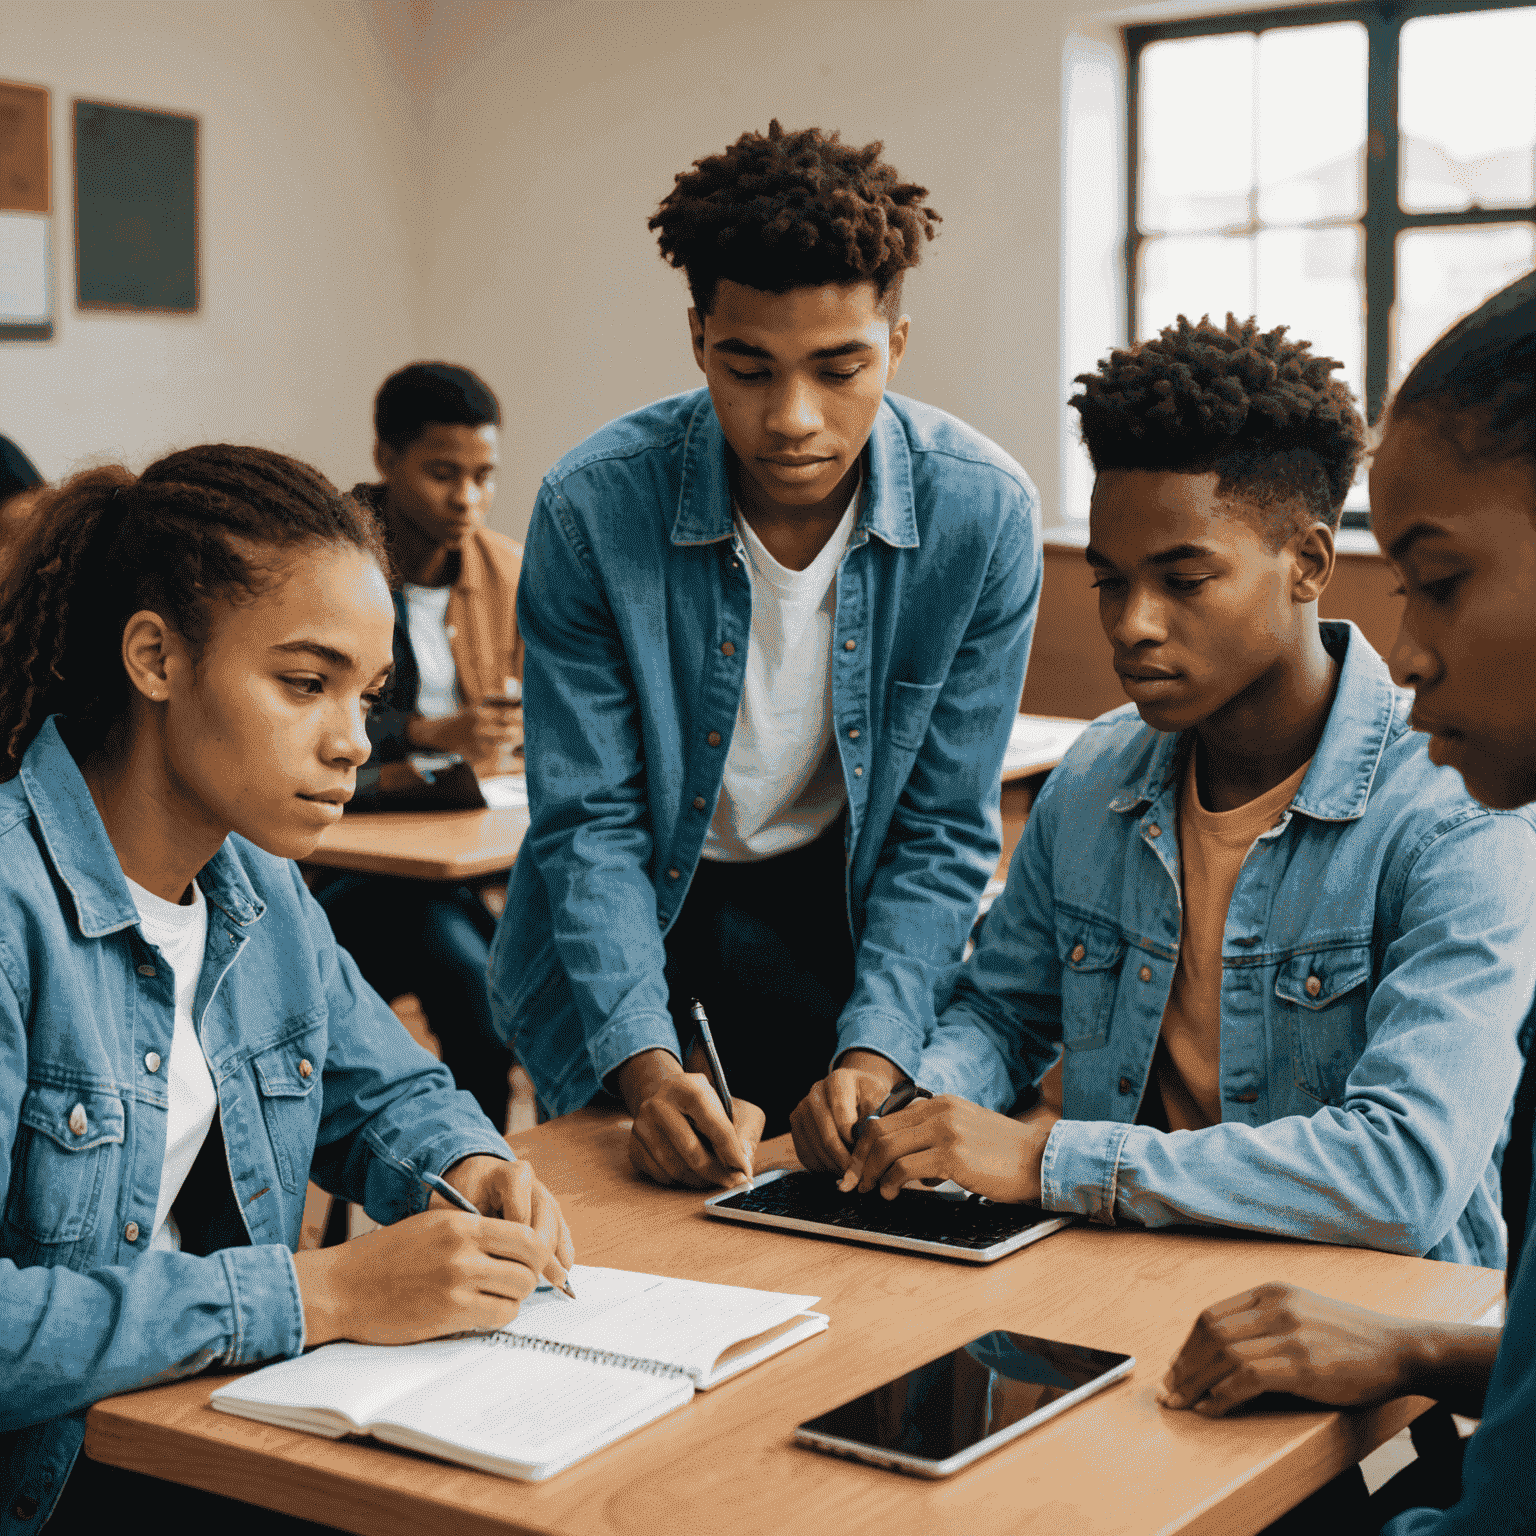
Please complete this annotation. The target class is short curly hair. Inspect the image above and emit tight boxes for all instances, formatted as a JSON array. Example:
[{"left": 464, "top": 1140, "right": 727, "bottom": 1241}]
[
  {"left": 649, "top": 120, "right": 941, "bottom": 321},
  {"left": 1070, "top": 315, "right": 1367, "bottom": 546}
]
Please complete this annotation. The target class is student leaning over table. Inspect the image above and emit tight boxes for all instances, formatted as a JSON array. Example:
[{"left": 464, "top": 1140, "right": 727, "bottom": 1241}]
[
  {"left": 0, "top": 447, "right": 572, "bottom": 1535},
  {"left": 492, "top": 122, "right": 1040, "bottom": 1185},
  {"left": 828, "top": 315, "right": 1536, "bottom": 1272},
  {"left": 1159, "top": 272, "right": 1536, "bottom": 1534}
]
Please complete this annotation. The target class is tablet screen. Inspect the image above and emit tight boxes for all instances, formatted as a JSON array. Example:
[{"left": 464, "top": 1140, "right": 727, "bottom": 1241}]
[{"left": 799, "top": 1332, "right": 1132, "bottom": 1461}]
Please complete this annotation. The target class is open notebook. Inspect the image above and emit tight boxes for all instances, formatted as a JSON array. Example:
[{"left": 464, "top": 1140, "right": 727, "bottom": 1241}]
[{"left": 211, "top": 1266, "right": 827, "bottom": 1481}]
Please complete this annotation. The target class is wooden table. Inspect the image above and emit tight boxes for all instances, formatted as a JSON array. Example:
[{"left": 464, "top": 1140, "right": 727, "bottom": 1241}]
[
  {"left": 86, "top": 1112, "right": 1503, "bottom": 1536},
  {"left": 306, "top": 807, "right": 530, "bottom": 881}
]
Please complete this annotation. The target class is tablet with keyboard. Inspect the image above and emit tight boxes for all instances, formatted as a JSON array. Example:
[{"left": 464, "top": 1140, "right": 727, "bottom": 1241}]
[{"left": 703, "top": 1169, "right": 1074, "bottom": 1263}]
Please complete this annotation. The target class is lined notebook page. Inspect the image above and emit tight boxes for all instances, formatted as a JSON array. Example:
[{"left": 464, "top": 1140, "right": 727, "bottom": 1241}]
[{"left": 508, "top": 1265, "right": 818, "bottom": 1378}]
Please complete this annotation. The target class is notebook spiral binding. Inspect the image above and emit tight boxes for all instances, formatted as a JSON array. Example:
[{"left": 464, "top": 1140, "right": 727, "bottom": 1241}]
[{"left": 488, "top": 1333, "right": 694, "bottom": 1382}]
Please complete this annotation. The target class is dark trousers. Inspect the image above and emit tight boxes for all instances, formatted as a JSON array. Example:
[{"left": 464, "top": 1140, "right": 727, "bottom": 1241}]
[
  {"left": 315, "top": 873, "right": 513, "bottom": 1132},
  {"left": 662, "top": 818, "right": 855, "bottom": 1139}
]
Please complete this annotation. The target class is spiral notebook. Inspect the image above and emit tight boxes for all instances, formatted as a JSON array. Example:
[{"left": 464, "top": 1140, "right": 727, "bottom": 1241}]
[{"left": 210, "top": 1266, "right": 827, "bottom": 1481}]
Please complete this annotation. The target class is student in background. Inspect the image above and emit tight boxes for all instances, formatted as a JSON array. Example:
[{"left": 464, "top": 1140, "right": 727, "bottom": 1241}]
[
  {"left": 830, "top": 315, "right": 1536, "bottom": 1278},
  {"left": 1158, "top": 273, "right": 1536, "bottom": 1535},
  {"left": 0, "top": 445, "right": 571, "bottom": 1533},
  {"left": 318, "top": 363, "right": 521, "bottom": 1131},
  {"left": 0, "top": 432, "right": 45, "bottom": 578},
  {"left": 494, "top": 122, "right": 1040, "bottom": 1185}
]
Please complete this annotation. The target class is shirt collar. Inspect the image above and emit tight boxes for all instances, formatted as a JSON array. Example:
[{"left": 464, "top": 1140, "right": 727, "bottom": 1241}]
[
  {"left": 1108, "top": 622, "right": 1401, "bottom": 823},
  {"left": 669, "top": 391, "right": 918, "bottom": 551},
  {"left": 20, "top": 715, "right": 266, "bottom": 939}
]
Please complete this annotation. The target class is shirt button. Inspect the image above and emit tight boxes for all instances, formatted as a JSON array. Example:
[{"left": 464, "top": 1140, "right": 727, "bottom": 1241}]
[
  {"left": 1070, "top": 943, "right": 1086, "bottom": 963},
  {"left": 12, "top": 1496, "right": 39, "bottom": 1521},
  {"left": 1117, "top": 1076, "right": 1133, "bottom": 1095},
  {"left": 853, "top": 766, "right": 863, "bottom": 778},
  {"left": 1234, "top": 1091, "right": 1259, "bottom": 1103},
  {"left": 848, "top": 728, "right": 860, "bottom": 739},
  {"left": 298, "top": 1058, "right": 314, "bottom": 1078},
  {"left": 707, "top": 731, "right": 722, "bottom": 747},
  {"left": 720, "top": 641, "right": 735, "bottom": 656},
  {"left": 124, "top": 1221, "right": 140, "bottom": 1243},
  {"left": 1147, "top": 824, "right": 1161, "bottom": 838},
  {"left": 145, "top": 1051, "right": 161, "bottom": 1073},
  {"left": 1138, "top": 965, "right": 1152, "bottom": 983},
  {"left": 843, "top": 639, "right": 857, "bottom": 652},
  {"left": 692, "top": 796, "right": 706, "bottom": 811},
  {"left": 1305, "top": 975, "right": 1322, "bottom": 997},
  {"left": 137, "top": 964, "right": 156, "bottom": 978},
  {"left": 668, "top": 868, "right": 681, "bottom": 880},
  {"left": 68, "top": 1104, "right": 88, "bottom": 1136}
]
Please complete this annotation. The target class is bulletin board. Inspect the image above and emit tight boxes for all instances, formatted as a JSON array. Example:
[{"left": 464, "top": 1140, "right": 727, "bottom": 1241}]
[
  {"left": 0, "top": 80, "right": 53, "bottom": 342},
  {"left": 73, "top": 98, "right": 198, "bottom": 312}
]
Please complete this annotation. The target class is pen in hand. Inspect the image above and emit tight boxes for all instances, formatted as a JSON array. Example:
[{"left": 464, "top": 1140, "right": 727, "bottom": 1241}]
[
  {"left": 419, "top": 1168, "right": 577, "bottom": 1300},
  {"left": 688, "top": 998, "right": 751, "bottom": 1187}
]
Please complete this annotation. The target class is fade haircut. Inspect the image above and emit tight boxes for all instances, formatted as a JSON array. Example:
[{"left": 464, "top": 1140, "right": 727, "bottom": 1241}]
[
  {"left": 1070, "top": 315, "right": 1367, "bottom": 547},
  {"left": 1389, "top": 268, "right": 1535, "bottom": 471},
  {"left": 649, "top": 120, "right": 941, "bottom": 323},
  {"left": 374, "top": 362, "right": 501, "bottom": 454}
]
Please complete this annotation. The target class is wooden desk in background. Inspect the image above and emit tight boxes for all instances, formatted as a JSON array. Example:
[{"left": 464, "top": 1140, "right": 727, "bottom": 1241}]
[
  {"left": 1022, "top": 527, "right": 1404, "bottom": 722},
  {"left": 86, "top": 1111, "right": 1502, "bottom": 1536},
  {"left": 306, "top": 807, "right": 530, "bottom": 882}
]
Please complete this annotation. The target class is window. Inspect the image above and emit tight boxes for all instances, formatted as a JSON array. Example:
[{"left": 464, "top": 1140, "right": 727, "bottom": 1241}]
[{"left": 1126, "top": 0, "right": 1536, "bottom": 519}]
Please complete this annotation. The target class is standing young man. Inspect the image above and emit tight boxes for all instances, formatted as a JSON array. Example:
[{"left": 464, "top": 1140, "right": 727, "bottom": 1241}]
[
  {"left": 828, "top": 317, "right": 1536, "bottom": 1272},
  {"left": 491, "top": 122, "right": 1041, "bottom": 1186},
  {"left": 318, "top": 363, "right": 522, "bottom": 1131}
]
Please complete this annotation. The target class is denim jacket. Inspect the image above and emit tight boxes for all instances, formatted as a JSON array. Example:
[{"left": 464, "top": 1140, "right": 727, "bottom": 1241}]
[
  {"left": 0, "top": 719, "right": 513, "bottom": 1532},
  {"left": 921, "top": 623, "right": 1536, "bottom": 1267},
  {"left": 490, "top": 388, "right": 1041, "bottom": 1116}
]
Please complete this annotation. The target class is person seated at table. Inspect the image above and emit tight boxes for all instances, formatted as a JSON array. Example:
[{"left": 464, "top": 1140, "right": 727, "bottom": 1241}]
[
  {"left": 0, "top": 444, "right": 573, "bottom": 1534},
  {"left": 317, "top": 362, "right": 522, "bottom": 1131},
  {"left": 817, "top": 313, "right": 1536, "bottom": 1276},
  {"left": 1160, "top": 271, "right": 1536, "bottom": 1534},
  {"left": 490, "top": 121, "right": 1041, "bottom": 1187}
]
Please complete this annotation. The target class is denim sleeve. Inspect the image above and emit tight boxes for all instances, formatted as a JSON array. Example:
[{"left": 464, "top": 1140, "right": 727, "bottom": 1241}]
[
  {"left": 507, "top": 482, "right": 678, "bottom": 1087},
  {"left": 918, "top": 762, "right": 1067, "bottom": 1108},
  {"left": 1382, "top": 1197, "right": 1536, "bottom": 1535},
  {"left": 1042, "top": 811, "right": 1536, "bottom": 1254},
  {"left": 0, "top": 970, "right": 306, "bottom": 1432},
  {"left": 297, "top": 867, "right": 513, "bottom": 1220},
  {"left": 836, "top": 490, "right": 1042, "bottom": 1080}
]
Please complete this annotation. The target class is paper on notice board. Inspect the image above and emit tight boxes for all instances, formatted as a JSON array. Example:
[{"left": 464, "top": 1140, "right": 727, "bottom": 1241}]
[{"left": 0, "top": 212, "right": 49, "bottom": 323}]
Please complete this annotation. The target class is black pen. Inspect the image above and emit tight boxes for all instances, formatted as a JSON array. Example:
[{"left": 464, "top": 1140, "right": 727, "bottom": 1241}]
[
  {"left": 851, "top": 1080, "right": 933, "bottom": 1146},
  {"left": 688, "top": 998, "right": 733, "bottom": 1121}
]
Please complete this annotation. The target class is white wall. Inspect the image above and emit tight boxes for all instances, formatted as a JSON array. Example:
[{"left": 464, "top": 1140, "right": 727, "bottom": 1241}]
[
  {"left": 1, "top": 0, "right": 424, "bottom": 491},
  {"left": 422, "top": 0, "right": 1095, "bottom": 540}
]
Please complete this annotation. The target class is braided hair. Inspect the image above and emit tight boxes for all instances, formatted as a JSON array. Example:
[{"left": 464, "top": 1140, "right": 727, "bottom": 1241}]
[
  {"left": 1070, "top": 315, "right": 1367, "bottom": 546},
  {"left": 649, "top": 120, "right": 941, "bottom": 321},
  {"left": 0, "top": 443, "right": 389, "bottom": 778},
  {"left": 1389, "top": 268, "right": 1535, "bottom": 469}
]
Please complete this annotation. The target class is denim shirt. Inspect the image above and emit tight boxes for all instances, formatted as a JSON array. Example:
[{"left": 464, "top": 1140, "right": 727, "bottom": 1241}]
[
  {"left": 0, "top": 719, "right": 513, "bottom": 1532},
  {"left": 921, "top": 624, "right": 1536, "bottom": 1267},
  {"left": 490, "top": 388, "right": 1041, "bottom": 1116}
]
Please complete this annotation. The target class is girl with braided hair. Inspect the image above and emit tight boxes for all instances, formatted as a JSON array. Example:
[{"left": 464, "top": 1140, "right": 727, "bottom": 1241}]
[
  {"left": 0, "top": 444, "right": 572, "bottom": 1532},
  {"left": 1160, "top": 273, "right": 1536, "bottom": 1533}
]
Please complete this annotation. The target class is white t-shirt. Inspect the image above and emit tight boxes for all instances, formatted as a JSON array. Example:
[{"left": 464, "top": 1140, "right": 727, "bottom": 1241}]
[
  {"left": 401, "top": 581, "right": 461, "bottom": 719},
  {"left": 126, "top": 876, "right": 217, "bottom": 1253},
  {"left": 702, "top": 477, "right": 861, "bottom": 863}
]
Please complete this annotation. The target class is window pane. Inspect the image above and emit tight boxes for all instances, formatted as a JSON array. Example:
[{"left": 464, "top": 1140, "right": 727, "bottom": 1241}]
[
  {"left": 1400, "top": 8, "right": 1536, "bottom": 213},
  {"left": 1393, "top": 224, "right": 1536, "bottom": 389},
  {"left": 1257, "top": 24, "right": 1366, "bottom": 225},
  {"left": 1140, "top": 34, "right": 1254, "bottom": 233},
  {"left": 1256, "top": 226, "right": 1365, "bottom": 409},
  {"left": 1138, "top": 233, "right": 1253, "bottom": 341}
]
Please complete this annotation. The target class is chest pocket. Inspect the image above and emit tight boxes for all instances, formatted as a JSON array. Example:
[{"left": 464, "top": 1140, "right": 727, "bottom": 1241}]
[
  {"left": 887, "top": 679, "right": 943, "bottom": 752},
  {"left": 1056, "top": 920, "right": 1125, "bottom": 1051},
  {"left": 1277, "top": 946, "right": 1373, "bottom": 1105},
  {"left": 252, "top": 1019, "right": 325, "bottom": 1192},
  {"left": 7, "top": 1084, "right": 125, "bottom": 1244}
]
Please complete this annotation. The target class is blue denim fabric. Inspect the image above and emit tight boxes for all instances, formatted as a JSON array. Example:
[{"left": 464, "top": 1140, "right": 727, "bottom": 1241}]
[
  {"left": 0, "top": 719, "right": 513, "bottom": 1532},
  {"left": 490, "top": 388, "right": 1041, "bottom": 1117},
  {"left": 920, "top": 623, "right": 1536, "bottom": 1267}
]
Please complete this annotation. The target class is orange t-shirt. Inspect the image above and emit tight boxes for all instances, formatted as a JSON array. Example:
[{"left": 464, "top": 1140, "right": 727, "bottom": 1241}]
[{"left": 1152, "top": 750, "right": 1312, "bottom": 1131}]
